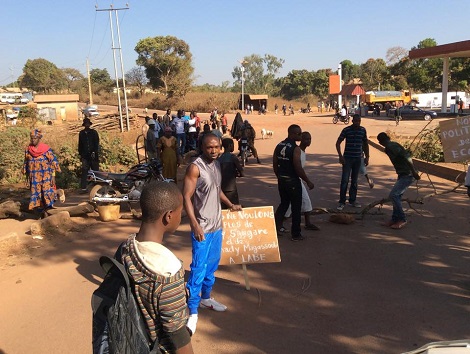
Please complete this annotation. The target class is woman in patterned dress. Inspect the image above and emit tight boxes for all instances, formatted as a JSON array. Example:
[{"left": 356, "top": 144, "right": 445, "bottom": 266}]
[{"left": 22, "top": 129, "right": 61, "bottom": 212}]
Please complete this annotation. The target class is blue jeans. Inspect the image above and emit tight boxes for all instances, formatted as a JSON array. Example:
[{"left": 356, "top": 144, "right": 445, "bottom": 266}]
[
  {"left": 186, "top": 229, "right": 222, "bottom": 315},
  {"left": 339, "top": 157, "right": 362, "bottom": 204},
  {"left": 390, "top": 175, "right": 414, "bottom": 222},
  {"left": 176, "top": 133, "right": 186, "bottom": 156}
]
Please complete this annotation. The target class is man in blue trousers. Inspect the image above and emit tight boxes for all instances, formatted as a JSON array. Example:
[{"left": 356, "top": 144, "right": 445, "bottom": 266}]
[{"left": 183, "top": 133, "right": 242, "bottom": 335}]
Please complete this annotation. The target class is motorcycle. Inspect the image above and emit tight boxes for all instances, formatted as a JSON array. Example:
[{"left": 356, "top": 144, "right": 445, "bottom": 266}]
[
  {"left": 333, "top": 113, "right": 350, "bottom": 124},
  {"left": 87, "top": 158, "right": 168, "bottom": 204},
  {"left": 239, "top": 138, "right": 252, "bottom": 167}
]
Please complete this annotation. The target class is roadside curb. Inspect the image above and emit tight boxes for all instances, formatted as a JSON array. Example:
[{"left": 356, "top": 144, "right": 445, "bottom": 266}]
[{"left": 368, "top": 139, "right": 466, "bottom": 184}]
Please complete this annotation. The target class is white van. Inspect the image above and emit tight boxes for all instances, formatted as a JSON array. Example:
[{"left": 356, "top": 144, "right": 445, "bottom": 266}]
[{"left": 1, "top": 93, "right": 23, "bottom": 104}]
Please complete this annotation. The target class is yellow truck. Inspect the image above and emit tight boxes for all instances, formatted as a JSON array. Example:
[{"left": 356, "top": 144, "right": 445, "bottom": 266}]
[{"left": 362, "top": 90, "right": 418, "bottom": 110}]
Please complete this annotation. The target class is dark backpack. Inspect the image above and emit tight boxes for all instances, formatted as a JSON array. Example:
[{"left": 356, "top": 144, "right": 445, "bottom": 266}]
[{"left": 91, "top": 255, "right": 161, "bottom": 354}]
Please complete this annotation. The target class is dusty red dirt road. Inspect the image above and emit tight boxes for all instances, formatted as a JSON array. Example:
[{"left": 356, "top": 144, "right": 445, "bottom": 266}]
[{"left": 1, "top": 111, "right": 470, "bottom": 354}]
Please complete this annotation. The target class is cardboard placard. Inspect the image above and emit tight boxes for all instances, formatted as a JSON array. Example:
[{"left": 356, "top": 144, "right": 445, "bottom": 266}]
[
  {"left": 220, "top": 206, "right": 281, "bottom": 265},
  {"left": 439, "top": 117, "right": 470, "bottom": 162}
]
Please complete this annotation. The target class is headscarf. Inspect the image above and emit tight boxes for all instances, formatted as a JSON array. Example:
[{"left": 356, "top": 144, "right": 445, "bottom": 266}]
[
  {"left": 230, "top": 112, "right": 244, "bottom": 139},
  {"left": 28, "top": 129, "right": 50, "bottom": 157},
  {"left": 30, "top": 129, "right": 43, "bottom": 139}
]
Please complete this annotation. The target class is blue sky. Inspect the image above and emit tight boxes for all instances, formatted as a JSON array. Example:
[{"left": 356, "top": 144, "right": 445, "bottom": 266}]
[{"left": 1, "top": 0, "right": 469, "bottom": 86}]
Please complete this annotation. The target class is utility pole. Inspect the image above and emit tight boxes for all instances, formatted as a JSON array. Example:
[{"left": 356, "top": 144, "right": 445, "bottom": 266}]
[
  {"left": 86, "top": 58, "right": 93, "bottom": 105},
  {"left": 338, "top": 63, "right": 342, "bottom": 110},
  {"left": 96, "top": 4, "right": 130, "bottom": 132}
]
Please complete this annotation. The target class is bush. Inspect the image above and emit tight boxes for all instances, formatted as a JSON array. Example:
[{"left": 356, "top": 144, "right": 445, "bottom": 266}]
[
  {"left": 56, "top": 144, "right": 81, "bottom": 188},
  {"left": 97, "top": 132, "right": 138, "bottom": 172},
  {"left": 401, "top": 127, "right": 444, "bottom": 163},
  {"left": 0, "top": 127, "right": 138, "bottom": 187},
  {"left": 0, "top": 127, "right": 30, "bottom": 183}
]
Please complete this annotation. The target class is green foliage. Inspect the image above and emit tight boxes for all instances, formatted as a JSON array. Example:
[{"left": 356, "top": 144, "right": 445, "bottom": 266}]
[
  {"left": 402, "top": 127, "right": 444, "bottom": 163},
  {"left": 20, "top": 58, "right": 67, "bottom": 93},
  {"left": 90, "top": 68, "right": 114, "bottom": 94},
  {"left": 56, "top": 144, "right": 81, "bottom": 188},
  {"left": 125, "top": 66, "right": 148, "bottom": 97},
  {"left": 0, "top": 128, "right": 137, "bottom": 187},
  {"left": 0, "top": 127, "right": 30, "bottom": 183},
  {"left": 359, "top": 58, "right": 390, "bottom": 91},
  {"left": 135, "top": 36, "right": 194, "bottom": 98},
  {"left": 17, "top": 106, "right": 43, "bottom": 129},
  {"left": 231, "top": 54, "right": 284, "bottom": 96},
  {"left": 98, "top": 133, "right": 138, "bottom": 171},
  {"left": 62, "top": 67, "right": 85, "bottom": 93}
]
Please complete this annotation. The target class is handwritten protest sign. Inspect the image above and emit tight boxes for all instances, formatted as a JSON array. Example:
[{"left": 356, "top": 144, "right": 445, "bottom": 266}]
[
  {"left": 439, "top": 117, "right": 470, "bottom": 162},
  {"left": 220, "top": 206, "right": 281, "bottom": 265}
]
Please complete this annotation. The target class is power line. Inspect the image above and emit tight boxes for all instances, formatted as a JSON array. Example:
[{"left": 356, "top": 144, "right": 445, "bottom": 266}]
[{"left": 96, "top": 3, "right": 130, "bottom": 132}]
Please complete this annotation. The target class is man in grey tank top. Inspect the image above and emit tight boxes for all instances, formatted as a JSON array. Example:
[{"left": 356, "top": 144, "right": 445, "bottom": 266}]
[{"left": 183, "top": 133, "right": 242, "bottom": 335}]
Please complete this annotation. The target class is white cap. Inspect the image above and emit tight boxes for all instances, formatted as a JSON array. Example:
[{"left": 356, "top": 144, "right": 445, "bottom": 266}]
[{"left": 147, "top": 119, "right": 156, "bottom": 125}]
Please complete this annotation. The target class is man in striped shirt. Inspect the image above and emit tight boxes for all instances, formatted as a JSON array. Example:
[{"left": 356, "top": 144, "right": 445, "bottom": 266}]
[
  {"left": 335, "top": 114, "right": 369, "bottom": 211},
  {"left": 119, "top": 181, "right": 194, "bottom": 353}
]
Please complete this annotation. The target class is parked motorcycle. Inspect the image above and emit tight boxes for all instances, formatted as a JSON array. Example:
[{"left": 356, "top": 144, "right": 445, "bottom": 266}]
[
  {"left": 87, "top": 158, "right": 168, "bottom": 204},
  {"left": 332, "top": 113, "right": 350, "bottom": 124},
  {"left": 239, "top": 138, "right": 252, "bottom": 167}
]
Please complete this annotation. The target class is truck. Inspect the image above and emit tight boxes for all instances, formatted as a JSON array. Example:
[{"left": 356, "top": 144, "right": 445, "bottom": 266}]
[
  {"left": 361, "top": 90, "right": 418, "bottom": 111},
  {"left": 414, "top": 91, "right": 468, "bottom": 109}
]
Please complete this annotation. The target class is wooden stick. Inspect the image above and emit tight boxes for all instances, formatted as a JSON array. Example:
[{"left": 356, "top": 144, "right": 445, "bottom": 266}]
[{"left": 242, "top": 264, "right": 251, "bottom": 291}]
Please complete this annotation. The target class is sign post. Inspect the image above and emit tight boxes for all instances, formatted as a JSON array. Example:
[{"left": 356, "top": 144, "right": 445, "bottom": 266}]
[
  {"left": 439, "top": 117, "right": 470, "bottom": 162},
  {"left": 221, "top": 206, "right": 281, "bottom": 290}
]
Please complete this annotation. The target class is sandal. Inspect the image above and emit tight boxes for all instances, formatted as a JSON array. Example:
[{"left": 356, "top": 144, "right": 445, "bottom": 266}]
[
  {"left": 305, "top": 224, "right": 320, "bottom": 231},
  {"left": 391, "top": 220, "right": 407, "bottom": 229}
]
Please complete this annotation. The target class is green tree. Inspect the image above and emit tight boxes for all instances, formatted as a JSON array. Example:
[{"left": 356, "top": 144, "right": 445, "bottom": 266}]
[
  {"left": 359, "top": 58, "right": 389, "bottom": 90},
  {"left": 90, "top": 68, "right": 114, "bottom": 93},
  {"left": 62, "top": 68, "right": 85, "bottom": 93},
  {"left": 407, "top": 38, "right": 442, "bottom": 92},
  {"left": 231, "top": 54, "right": 284, "bottom": 95},
  {"left": 135, "top": 36, "right": 194, "bottom": 98},
  {"left": 19, "top": 58, "right": 67, "bottom": 93},
  {"left": 312, "top": 69, "right": 331, "bottom": 99},
  {"left": 279, "top": 70, "right": 314, "bottom": 100},
  {"left": 340, "top": 60, "right": 361, "bottom": 85},
  {"left": 449, "top": 57, "right": 470, "bottom": 92},
  {"left": 125, "top": 66, "right": 148, "bottom": 97}
]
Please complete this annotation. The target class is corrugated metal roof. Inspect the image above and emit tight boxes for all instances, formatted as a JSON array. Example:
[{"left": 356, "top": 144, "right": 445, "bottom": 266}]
[
  {"left": 248, "top": 94, "right": 268, "bottom": 100},
  {"left": 339, "top": 84, "right": 365, "bottom": 96},
  {"left": 34, "top": 94, "right": 79, "bottom": 103}
]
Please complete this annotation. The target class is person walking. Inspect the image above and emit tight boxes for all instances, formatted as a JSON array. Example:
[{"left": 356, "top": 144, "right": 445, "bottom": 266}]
[
  {"left": 218, "top": 138, "right": 244, "bottom": 209},
  {"left": 183, "top": 133, "right": 242, "bottom": 335},
  {"left": 23, "top": 129, "right": 61, "bottom": 214},
  {"left": 116, "top": 180, "right": 194, "bottom": 352},
  {"left": 335, "top": 114, "right": 369, "bottom": 211},
  {"left": 78, "top": 117, "right": 99, "bottom": 192},
  {"left": 377, "top": 132, "right": 420, "bottom": 229},
  {"left": 284, "top": 132, "right": 319, "bottom": 230},
  {"left": 273, "top": 124, "right": 314, "bottom": 241}
]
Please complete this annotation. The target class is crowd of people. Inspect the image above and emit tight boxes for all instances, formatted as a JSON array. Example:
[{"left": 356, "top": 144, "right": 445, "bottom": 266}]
[{"left": 19, "top": 107, "right": 424, "bottom": 353}]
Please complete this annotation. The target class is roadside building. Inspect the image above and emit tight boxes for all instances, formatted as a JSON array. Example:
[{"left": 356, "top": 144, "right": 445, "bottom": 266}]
[
  {"left": 34, "top": 94, "right": 80, "bottom": 123},
  {"left": 238, "top": 94, "right": 268, "bottom": 112}
]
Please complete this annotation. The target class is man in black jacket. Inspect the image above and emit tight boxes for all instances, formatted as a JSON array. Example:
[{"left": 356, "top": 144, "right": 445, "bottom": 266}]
[{"left": 78, "top": 117, "right": 100, "bottom": 192}]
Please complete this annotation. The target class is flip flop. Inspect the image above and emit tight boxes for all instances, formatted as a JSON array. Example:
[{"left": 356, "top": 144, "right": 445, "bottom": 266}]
[
  {"left": 391, "top": 221, "right": 407, "bottom": 229},
  {"left": 305, "top": 224, "right": 320, "bottom": 231}
]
